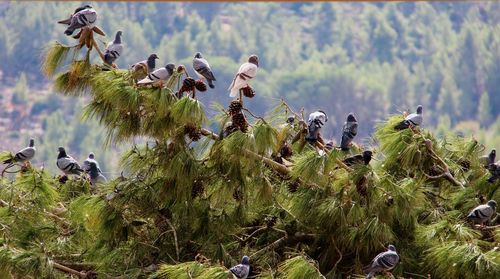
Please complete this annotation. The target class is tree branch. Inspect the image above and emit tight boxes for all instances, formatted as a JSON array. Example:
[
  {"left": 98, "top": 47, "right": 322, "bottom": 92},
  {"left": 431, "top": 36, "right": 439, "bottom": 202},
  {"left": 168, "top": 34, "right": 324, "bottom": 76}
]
[
  {"left": 423, "top": 139, "right": 464, "bottom": 188},
  {"left": 53, "top": 262, "right": 87, "bottom": 278}
]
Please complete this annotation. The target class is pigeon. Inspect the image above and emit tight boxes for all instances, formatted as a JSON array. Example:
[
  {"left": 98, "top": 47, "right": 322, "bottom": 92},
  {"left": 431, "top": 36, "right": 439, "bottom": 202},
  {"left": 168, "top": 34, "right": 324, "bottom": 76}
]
[
  {"left": 193, "top": 52, "right": 216, "bottom": 88},
  {"left": 364, "top": 245, "right": 400, "bottom": 279},
  {"left": 228, "top": 55, "right": 259, "bottom": 97},
  {"left": 82, "top": 152, "right": 101, "bottom": 173},
  {"left": 340, "top": 113, "right": 358, "bottom": 151},
  {"left": 488, "top": 163, "right": 500, "bottom": 183},
  {"left": 287, "top": 116, "right": 295, "bottom": 124},
  {"left": 343, "top": 150, "right": 373, "bottom": 167},
  {"left": 395, "top": 105, "right": 423, "bottom": 130},
  {"left": 137, "top": 64, "right": 176, "bottom": 85},
  {"left": 58, "top": 5, "right": 93, "bottom": 25},
  {"left": 88, "top": 161, "right": 107, "bottom": 187},
  {"left": 305, "top": 110, "right": 328, "bottom": 144},
  {"left": 62, "top": 6, "right": 97, "bottom": 36},
  {"left": 130, "top": 54, "right": 159, "bottom": 73},
  {"left": 479, "top": 149, "right": 496, "bottom": 168},
  {"left": 467, "top": 200, "right": 497, "bottom": 225},
  {"left": 229, "top": 256, "right": 250, "bottom": 279},
  {"left": 3, "top": 138, "right": 36, "bottom": 165},
  {"left": 104, "top": 31, "right": 123, "bottom": 67},
  {"left": 56, "top": 147, "right": 84, "bottom": 176}
]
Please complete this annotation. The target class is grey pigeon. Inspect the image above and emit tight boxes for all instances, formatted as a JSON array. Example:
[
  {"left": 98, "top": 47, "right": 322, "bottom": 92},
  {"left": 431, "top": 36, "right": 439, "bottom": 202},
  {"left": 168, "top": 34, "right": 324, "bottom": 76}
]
[
  {"left": 364, "top": 245, "right": 400, "bottom": 279},
  {"left": 193, "top": 52, "right": 216, "bottom": 88},
  {"left": 130, "top": 54, "right": 159, "bottom": 73},
  {"left": 305, "top": 110, "right": 328, "bottom": 144},
  {"left": 137, "top": 64, "right": 175, "bottom": 85},
  {"left": 340, "top": 113, "right": 358, "bottom": 151},
  {"left": 58, "top": 5, "right": 92, "bottom": 25},
  {"left": 488, "top": 163, "right": 500, "bottom": 183},
  {"left": 479, "top": 149, "right": 496, "bottom": 168},
  {"left": 3, "top": 138, "right": 36, "bottom": 165},
  {"left": 395, "top": 105, "right": 423, "bottom": 130},
  {"left": 104, "top": 31, "right": 123, "bottom": 66},
  {"left": 88, "top": 161, "right": 107, "bottom": 187},
  {"left": 228, "top": 55, "right": 259, "bottom": 97},
  {"left": 467, "top": 200, "right": 497, "bottom": 225},
  {"left": 63, "top": 6, "right": 97, "bottom": 36},
  {"left": 229, "top": 256, "right": 250, "bottom": 279},
  {"left": 82, "top": 152, "right": 101, "bottom": 173},
  {"left": 56, "top": 147, "right": 83, "bottom": 175}
]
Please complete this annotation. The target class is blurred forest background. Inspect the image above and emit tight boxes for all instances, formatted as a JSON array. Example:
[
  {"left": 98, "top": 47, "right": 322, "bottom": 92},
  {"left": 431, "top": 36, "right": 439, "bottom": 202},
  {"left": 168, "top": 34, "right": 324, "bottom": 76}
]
[{"left": 0, "top": 1, "right": 499, "bottom": 175}]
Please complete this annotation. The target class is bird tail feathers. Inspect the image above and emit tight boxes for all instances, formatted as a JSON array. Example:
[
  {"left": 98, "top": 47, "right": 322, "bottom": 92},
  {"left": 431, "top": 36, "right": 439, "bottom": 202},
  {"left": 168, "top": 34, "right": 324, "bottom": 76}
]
[
  {"left": 394, "top": 120, "right": 409, "bottom": 130},
  {"left": 3, "top": 158, "right": 13, "bottom": 164},
  {"left": 365, "top": 271, "right": 375, "bottom": 279},
  {"left": 58, "top": 18, "right": 72, "bottom": 25},
  {"left": 208, "top": 79, "right": 215, "bottom": 89}
]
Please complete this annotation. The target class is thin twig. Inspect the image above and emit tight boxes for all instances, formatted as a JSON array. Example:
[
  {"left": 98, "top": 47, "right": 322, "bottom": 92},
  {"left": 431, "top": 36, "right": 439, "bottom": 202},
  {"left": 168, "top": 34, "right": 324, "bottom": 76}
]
[
  {"left": 242, "top": 107, "right": 267, "bottom": 124},
  {"left": 160, "top": 216, "right": 180, "bottom": 261},
  {"left": 53, "top": 262, "right": 87, "bottom": 278}
]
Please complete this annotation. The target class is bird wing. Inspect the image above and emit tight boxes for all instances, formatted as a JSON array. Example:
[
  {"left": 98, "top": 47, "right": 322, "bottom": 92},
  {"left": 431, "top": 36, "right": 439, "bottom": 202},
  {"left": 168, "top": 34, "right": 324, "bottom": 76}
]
[
  {"left": 137, "top": 68, "right": 167, "bottom": 84},
  {"left": 468, "top": 204, "right": 493, "bottom": 220},
  {"left": 193, "top": 58, "right": 216, "bottom": 81},
  {"left": 229, "top": 264, "right": 249, "bottom": 278},
  {"left": 375, "top": 251, "right": 399, "bottom": 270},
  {"left": 14, "top": 147, "right": 35, "bottom": 162},
  {"left": 57, "top": 156, "right": 82, "bottom": 173},
  {"left": 406, "top": 113, "right": 422, "bottom": 126}
]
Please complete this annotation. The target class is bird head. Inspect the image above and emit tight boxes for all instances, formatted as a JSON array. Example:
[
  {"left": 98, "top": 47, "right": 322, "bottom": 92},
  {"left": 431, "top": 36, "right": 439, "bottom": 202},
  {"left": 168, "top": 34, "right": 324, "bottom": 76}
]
[
  {"left": 416, "top": 105, "right": 423, "bottom": 114},
  {"left": 194, "top": 52, "right": 202, "bottom": 59},
  {"left": 362, "top": 150, "right": 373, "bottom": 165},
  {"left": 287, "top": 116, "right": 295, "bottom": 124},
  {"left": 490, "top": 149, "right": 496, "bottom": 158},
  {"left": 165, "top": 64, "right": 176, "bottom": 73},
  {"left": 58, "top": 147, "right": 65, "bottom": 153},
  {"left": 29, "top": 138, "right": 35, "bottom": 147},
  {"left": 149, "top": 54, "right": 159, "bottom": 60},
  {"left": 89, "top": 152, "right": 95, "bottom": 159},
  {"left": 346, "top": 113, "right": 357, "bottom": 122},
  {"left": 388, "top": 244, "right": 397, "bottom": 252},
  {"left": 84, "top": 5, "right": 92, "bottom": 9},
  {"left": 58, "top": 147, "right": 67, "bottom": 158},
  {"left": 241, "top": 256, "right": 250, "bottom": 265},
  {"left": 487, "top": 200, "right": 497, "bottom": 209},
  {"left": 248, "top": 55, "right": 259, "bottom": 67}
]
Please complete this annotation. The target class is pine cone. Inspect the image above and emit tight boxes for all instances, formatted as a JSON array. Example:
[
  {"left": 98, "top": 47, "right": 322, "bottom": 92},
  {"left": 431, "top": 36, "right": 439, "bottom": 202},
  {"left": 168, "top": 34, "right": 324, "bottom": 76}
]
[
  {"left": 287, "top": 180, "right": 299, "bottom": 193},
  {"left": 59, "top": 175, "right": 69, "bottom": 184},
  {"left": 185, "top": 125, "right": 202, "bottom": 141},
  {"left": 228, "top": 100, "right": 243, "bottom": 115},
  {"left": 195, "top": 80, "right": 207, "bottom": 92},
  {"left": 179, "top": 77, "right": 196, "bottom": 95},
  {"left": 458, "top": 159, "right": 471, "bottom": 171},
  {"left": 191, "top": 180, "right": 204, "bottom": 199},
  {"left": 233, "top": 188, "right": 243, "bottom": 201},
  {"left": 241, "top": 85, "right": 255, "bottom": 98},
  {"left": 232, "top": 112, "right": 248, "bottom": 132},
  {"left": 356, "top": 176, "right": 368, "bottom": 197}
]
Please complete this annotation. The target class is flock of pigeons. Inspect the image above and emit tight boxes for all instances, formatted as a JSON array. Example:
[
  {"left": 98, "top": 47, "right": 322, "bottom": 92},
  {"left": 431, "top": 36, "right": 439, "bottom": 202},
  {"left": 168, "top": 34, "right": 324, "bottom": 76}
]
[{"left": 1, "top": 4, "right": 496, "bottom": 279}]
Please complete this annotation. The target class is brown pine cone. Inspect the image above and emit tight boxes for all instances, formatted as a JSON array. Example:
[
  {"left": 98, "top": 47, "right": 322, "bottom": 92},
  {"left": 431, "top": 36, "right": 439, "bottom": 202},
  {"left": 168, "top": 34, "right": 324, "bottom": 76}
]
[
  {"left": 241, "top": 85, "right": 255, "bottom": 98},
  {"left": 287, "top": 180, "right": 300, "bottom": 193},
  {"left": 59, "top": 175, "right": 69, "bottom": 184},
  {"left": 228, "top": 100, "right": 243, "bottom": 115},
  {"left": 191, "top": 180, "right": 204, "bottom": 199},
  {"left": 195, "top": 80, "right": 207, "bottom": 92},
  {"left": 184, "top": 125, "right": 202, "bottom": 141},
  {"left": 280, "top": 144, "right": 293, "bottom": 159},
  {"left": 179, "top": 77, "right": 196, "bottom": 96},
  {"left": 232, "top": 112, "right": 248, "bottom": 132}
]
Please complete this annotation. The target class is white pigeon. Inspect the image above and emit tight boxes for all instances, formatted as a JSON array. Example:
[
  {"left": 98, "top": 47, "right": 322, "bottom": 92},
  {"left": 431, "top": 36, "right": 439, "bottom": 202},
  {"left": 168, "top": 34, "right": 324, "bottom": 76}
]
[
  {"left": 137, "top": 64, "right": 176, "bottom": 85},
  {"left": 306, "top": 110, "right": 328, "bottom": 144},
  {"left": 3, "top": 138, "right": 36, "bottom": 165},
  {"left": 364, "top": 245, "right": 400, "bottom": 279},
  {"left": 228, "top": 55, "right": 259, "bottom": 97},
  {"left": 229, "top": 256, "right": 250, "bottom": 279},
  {"left": 56, "top": 147, "right": 83, "bottom": 176},
  {"left": 467, "top": 200, "right": 497, "bottom": 226},
  {"left": 395, "top": 105, "right": 423, "bottom": 130},
  {"left": 104, "top": 31, "right": 123, "bottom": 66}
]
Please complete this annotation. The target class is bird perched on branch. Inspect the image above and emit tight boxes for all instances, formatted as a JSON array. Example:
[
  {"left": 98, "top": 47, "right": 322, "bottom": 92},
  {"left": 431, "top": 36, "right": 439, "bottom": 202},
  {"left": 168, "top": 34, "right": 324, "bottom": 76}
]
[
  {"left": 229, "top": 55, "right": 259, "bottom": 98},
  {"left": 479, "top": 149, "right": 496, "bottom": 168},
  {"left": 104, "top": 31, "right": 123, "bottom": 67},
  {"left": 56, "top": 147, "right": 83, "bottom": 176},
  {"left": 130, "top": 54, "right": 159, "bottom": 74},
  {"left": 3, "top": 138, "right": 36, "bottom": 166},
  {"left": 88, "top": 161, "right": 107, "bottom": 187},
  {"left": 137, "top": 64, "right": 175, "bottom": 86},
  {"left": 343, "top": 150, "right": 373, "bottom": 167},
  {"left": 60, "top": 5, "right": 97, "bottom": 36},
  {"left": 82, "top": 152, "right": 101, "bottom": 173},
  {"left": 395, "top": 105, "right": 423, "bottom": 130},
  {"left": 487, "top": 163, "right": 500, "bottom": 183},
  {"left": 229, "top": 256, "right": 250, "bottom": 279},
  {"left": 467, "top": 200, "right": 497, "bottom": 226},
  {"left": 305, "top": 110, "right": 328, "bottom": 144},
  {"left": 340, "top": 113, "right": 358, "bottom": 151},
  {"left": 364, "top": 244, "right": 399, "bottom": 279},
  {"left": 193, "top": 52, "right": 216, "bottom": 89}
]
